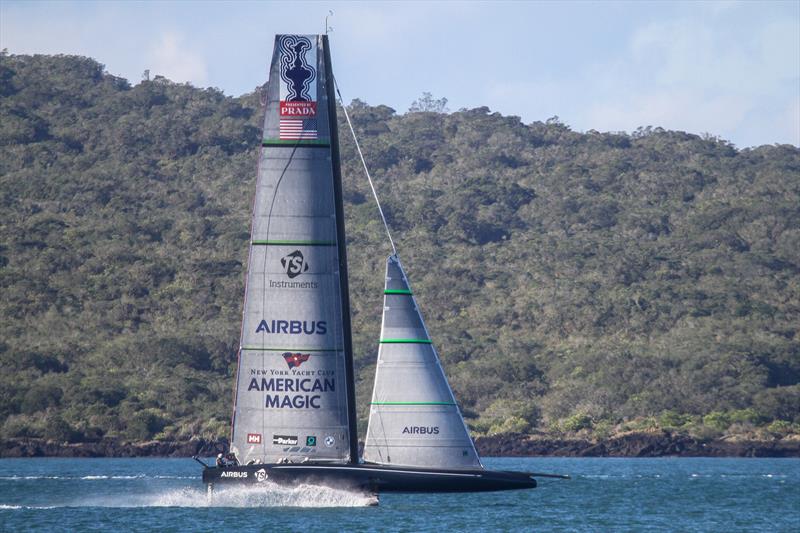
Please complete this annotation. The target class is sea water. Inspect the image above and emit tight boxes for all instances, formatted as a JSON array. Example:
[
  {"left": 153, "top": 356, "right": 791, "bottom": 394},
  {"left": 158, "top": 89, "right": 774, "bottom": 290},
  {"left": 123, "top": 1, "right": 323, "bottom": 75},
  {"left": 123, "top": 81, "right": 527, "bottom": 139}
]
[{"left": 0, "top": 457, "right": 797, "bottom": 532}]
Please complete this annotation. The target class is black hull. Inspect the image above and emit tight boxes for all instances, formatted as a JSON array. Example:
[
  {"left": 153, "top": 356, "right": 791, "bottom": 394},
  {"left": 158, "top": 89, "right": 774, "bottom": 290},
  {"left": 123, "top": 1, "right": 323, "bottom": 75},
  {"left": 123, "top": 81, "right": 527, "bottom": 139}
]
[{"left": 202, "top": 463, "right": 536, "bottom": 493}]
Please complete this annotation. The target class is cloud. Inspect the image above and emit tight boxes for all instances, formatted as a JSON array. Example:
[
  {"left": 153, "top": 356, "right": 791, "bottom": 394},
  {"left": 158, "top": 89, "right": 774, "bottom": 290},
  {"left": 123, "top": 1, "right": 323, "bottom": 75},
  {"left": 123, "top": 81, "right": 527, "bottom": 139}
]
[
  {"left": 580, "top": 11, "right": 800, "bottom": 146},
  {"left": 2, "top": 1, "right": 796, "bottom": 146},
  {"left": 486, "top": 78, "right": 581, "bottom": 123},
  {"left": 472, "top": 4, "right": 799, "bottom": 146},
  {"left": 587, "top": 90, "right": 751, "bottom": 137},
  {"left": 148, "top": 31, "right": 208, "bottom": 86}
]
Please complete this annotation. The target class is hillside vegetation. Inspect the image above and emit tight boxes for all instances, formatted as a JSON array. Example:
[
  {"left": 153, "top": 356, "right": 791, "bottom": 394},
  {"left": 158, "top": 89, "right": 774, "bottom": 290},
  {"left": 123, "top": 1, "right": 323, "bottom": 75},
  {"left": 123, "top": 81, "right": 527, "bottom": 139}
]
[{"left": 1, "top": 53, "right": 798, "bottom": 445}]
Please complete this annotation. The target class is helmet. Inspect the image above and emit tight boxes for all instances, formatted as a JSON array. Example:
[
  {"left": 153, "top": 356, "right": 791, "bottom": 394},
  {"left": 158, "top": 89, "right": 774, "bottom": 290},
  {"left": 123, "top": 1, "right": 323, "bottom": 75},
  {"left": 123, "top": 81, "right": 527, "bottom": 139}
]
[{"left": 217, "top": 453, "right": 223, "bottom": 458}]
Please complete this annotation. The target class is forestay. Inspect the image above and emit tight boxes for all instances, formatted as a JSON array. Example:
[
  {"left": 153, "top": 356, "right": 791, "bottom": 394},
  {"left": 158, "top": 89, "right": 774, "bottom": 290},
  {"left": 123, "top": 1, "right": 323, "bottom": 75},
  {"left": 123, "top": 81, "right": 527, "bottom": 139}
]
[
  {"left": 231, "top": 35, "right": 356, "bottom": 465},
  {"left": 363, "top": 256, "right": 482, "bottom": 469}
]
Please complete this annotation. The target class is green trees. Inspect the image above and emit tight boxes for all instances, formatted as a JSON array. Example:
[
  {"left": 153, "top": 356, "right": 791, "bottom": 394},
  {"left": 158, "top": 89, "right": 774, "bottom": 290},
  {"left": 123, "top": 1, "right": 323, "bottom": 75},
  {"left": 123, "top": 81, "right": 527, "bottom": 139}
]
[{"left": 1, "top": 53, "right": 798, "bottom": 444}]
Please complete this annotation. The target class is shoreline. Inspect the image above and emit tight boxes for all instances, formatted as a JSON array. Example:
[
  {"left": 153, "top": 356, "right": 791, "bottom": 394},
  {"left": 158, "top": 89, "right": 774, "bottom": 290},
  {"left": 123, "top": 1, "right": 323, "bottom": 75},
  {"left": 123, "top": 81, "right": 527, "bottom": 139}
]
[
  {"left": 1, "top": 431, "right": 798, "bottom": 458},
  {"left": 474, "top": 432, "right": 800, "bottom": 458}
]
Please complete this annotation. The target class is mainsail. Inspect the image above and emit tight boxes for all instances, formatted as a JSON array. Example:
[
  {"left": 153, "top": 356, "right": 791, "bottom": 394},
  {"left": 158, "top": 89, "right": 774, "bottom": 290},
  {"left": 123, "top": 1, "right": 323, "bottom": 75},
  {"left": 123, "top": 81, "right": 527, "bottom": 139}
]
[
  {"left": 230, "top": 35, "right": 358, "bottom": 465},
  {"left": 363, "top": 256, "right": 482, "bottom": 469}
]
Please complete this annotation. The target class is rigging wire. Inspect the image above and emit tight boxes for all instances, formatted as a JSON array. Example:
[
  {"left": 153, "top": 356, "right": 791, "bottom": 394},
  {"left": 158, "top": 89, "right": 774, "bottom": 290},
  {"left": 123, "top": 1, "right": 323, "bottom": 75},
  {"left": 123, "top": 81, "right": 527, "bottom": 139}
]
[
  {"left": 333, "top": 72, "right": 398, "bottom": 462},
  {"left": 332, "top": 75, "right": 398, "bottom": 257}
]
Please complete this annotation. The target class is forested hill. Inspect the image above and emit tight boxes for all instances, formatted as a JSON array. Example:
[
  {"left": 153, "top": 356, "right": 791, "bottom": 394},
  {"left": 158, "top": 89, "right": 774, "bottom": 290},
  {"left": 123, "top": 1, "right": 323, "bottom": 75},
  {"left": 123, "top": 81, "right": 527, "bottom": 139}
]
[{"left": 1, "top": 53, "right": 798, "bottom": 446}]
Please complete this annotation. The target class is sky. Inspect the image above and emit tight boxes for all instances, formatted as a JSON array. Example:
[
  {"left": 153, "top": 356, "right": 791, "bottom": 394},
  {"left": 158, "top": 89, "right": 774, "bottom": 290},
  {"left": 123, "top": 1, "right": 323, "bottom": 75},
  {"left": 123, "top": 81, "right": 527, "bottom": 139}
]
[{"left": 2, "top": 0, "right": 798, "bottom": 148}]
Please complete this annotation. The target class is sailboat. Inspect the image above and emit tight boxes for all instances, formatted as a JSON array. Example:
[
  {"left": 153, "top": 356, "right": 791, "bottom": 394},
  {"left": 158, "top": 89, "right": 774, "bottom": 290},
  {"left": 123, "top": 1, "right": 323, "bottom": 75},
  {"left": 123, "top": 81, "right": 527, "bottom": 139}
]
[{"left": 200, "top": 34, "right": 563, "bottom": 493}]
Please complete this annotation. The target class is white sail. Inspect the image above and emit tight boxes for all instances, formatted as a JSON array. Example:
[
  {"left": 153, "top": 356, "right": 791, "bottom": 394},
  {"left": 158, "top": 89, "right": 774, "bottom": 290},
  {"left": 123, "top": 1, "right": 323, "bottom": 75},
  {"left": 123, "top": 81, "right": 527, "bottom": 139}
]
[
  {"left": 363, "top": 256, "right": 482, "bottom": 469},
  {"left": 231, "top": 35, "right": 356, "bottom": 465}
]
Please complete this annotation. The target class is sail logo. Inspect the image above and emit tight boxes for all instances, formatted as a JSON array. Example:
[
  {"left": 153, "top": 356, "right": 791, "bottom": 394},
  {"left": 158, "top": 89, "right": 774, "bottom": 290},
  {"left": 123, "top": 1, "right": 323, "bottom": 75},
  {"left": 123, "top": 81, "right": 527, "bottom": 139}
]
[
  {"left": 402, "top": 426, "right": 440, "bottom": 435},
  {"left": 248, "top": 377, "right": 335, "bottom": 393},
  {"left": 280, "top": 35, "right": 316, "bottom": 102},
  {"left": 273, "top": 434, "right": 299, "bottom": 446},
  {"left": 269, "top": 279, "right": 318, "bottom": 289},
  {"left": 220, "top": 471, "right": 248, "bottom": 478},
  {"left": 282, "top": 352, "right": 311, "bottom": 369},
  {"left": 279, "top": 35, "right": 318, "bottom": 140},
  {"left": 255, "top": 319, "right": 327, "bottom": 335},
  {"left": 247, "top": 433, "right": 262, "bottom": 444},
  {"left": 249, "top": 377, "right": 335, "bottom": 410},
  {"left": 281, "top": 250, "right": 309, "bottom": 279}
]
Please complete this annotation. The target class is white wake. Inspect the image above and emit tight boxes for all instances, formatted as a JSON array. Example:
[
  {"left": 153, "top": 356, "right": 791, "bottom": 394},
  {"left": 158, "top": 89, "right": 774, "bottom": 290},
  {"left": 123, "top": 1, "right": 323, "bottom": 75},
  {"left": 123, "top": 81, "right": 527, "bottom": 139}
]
[{"left": 85, "top": 481, "right": 378, "bottom": 508}]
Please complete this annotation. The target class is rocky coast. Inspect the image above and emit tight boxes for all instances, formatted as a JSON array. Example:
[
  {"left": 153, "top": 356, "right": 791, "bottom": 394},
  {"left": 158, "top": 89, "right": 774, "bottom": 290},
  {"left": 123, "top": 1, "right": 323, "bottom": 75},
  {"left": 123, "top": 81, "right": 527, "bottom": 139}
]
[{"left": 2, "top": 431, "right": 798, "bottom": 458}]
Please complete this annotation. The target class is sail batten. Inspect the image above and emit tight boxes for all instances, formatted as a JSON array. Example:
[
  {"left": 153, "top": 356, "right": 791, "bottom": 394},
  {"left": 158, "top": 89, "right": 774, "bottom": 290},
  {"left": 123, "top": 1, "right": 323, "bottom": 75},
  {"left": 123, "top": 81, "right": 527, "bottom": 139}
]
[
  {"left": 251, "top": 241, "right": 337, "bottom": 246},
  {"left": 363, "top": 256, "right": 483, "bottom": 470},
  {"left": 230, "top": 34, "right": 356, "bottom": 465},
  {"left": 262, "top": 140, "right": 331, "bottom": 147},
  {"left": 371, "top": 402, "right": 456, "bottom": 406}
]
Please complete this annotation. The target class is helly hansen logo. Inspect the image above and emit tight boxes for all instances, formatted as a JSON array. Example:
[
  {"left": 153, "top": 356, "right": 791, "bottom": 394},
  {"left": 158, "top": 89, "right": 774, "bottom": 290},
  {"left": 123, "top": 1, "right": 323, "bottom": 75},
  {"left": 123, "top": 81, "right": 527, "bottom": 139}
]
[{"left": 247, "top": 433, "right": 262, "bottom": 444}]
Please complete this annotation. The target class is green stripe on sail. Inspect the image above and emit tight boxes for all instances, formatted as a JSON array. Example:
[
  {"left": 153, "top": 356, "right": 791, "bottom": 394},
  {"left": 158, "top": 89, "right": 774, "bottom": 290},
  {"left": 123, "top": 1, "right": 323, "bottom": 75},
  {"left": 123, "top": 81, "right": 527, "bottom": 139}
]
[
  {"left": 251, "top": 240, "right": 336, "bottom": 246},
  {"left": 380, "top": 339, "right": 432, "bottom": 344},
  {"left": 384, "top": 289, "right": 412, "bottom": 295},
  {"left": 241, "top": 347, "right": 342, "bottom": 352},
  {"left": 370, "top": 401, "right": 455, "bottom": 406},
  {"left": 262, "top": 139, "right": 330, "bottom": 147}
]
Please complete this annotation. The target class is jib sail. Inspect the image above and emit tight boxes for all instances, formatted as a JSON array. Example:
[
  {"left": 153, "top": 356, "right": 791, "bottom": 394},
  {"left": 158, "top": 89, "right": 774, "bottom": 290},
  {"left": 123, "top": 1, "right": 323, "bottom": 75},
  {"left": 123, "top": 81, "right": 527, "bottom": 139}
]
[
  {"left": 230, "top": 34, "right": 358, "bottom": 465},
  {"left": 363, "top": 256, "right": 482, "bottom": 469}
]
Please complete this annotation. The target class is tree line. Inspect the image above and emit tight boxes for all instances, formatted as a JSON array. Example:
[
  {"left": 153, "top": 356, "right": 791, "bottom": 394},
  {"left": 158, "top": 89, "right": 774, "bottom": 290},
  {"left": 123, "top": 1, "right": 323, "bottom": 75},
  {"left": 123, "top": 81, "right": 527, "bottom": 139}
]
[{"left": 0, "top": 53, "right": 797, "bottom": 444}]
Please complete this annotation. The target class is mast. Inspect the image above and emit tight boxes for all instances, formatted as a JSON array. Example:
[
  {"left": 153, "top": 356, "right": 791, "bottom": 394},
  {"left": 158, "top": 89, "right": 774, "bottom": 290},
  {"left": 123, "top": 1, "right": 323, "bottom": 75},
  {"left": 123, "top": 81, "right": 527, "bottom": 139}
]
[{"left": 323, "top": 35, "right": 359, "bottom": 463}]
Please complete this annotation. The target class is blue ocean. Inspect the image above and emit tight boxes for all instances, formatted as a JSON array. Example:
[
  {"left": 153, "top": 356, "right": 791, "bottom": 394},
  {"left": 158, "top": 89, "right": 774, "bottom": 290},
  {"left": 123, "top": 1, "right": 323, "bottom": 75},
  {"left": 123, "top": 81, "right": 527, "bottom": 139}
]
[{"left": 0, "top": 457, "right": 797, "bottom": 532}]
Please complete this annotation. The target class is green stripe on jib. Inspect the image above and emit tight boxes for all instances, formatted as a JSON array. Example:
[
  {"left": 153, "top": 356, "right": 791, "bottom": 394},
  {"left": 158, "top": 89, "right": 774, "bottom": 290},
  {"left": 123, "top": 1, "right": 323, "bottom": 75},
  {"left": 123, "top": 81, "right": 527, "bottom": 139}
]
[
  {"left": 384, "top": 289, "right": 412, "bottom": 295},
  {"left": 379, "top": 339, "right": 432, "bottom": 344},
  {"left": 251, "top": 240, "right": 336, "bottom": 246},
  {"left": 370, "top": 401, "right": 455, "bottom": 406}
]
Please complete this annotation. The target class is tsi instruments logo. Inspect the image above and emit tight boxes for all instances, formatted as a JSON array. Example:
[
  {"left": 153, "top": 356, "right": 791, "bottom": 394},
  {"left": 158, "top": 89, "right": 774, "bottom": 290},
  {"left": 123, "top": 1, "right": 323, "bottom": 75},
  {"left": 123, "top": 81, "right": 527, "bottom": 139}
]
[
  {"left": 270, "top": 250, "right": 318, "bottom": 289},
  {"left": 281, "top": 250, "right": 309, "bottom": 279}
]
